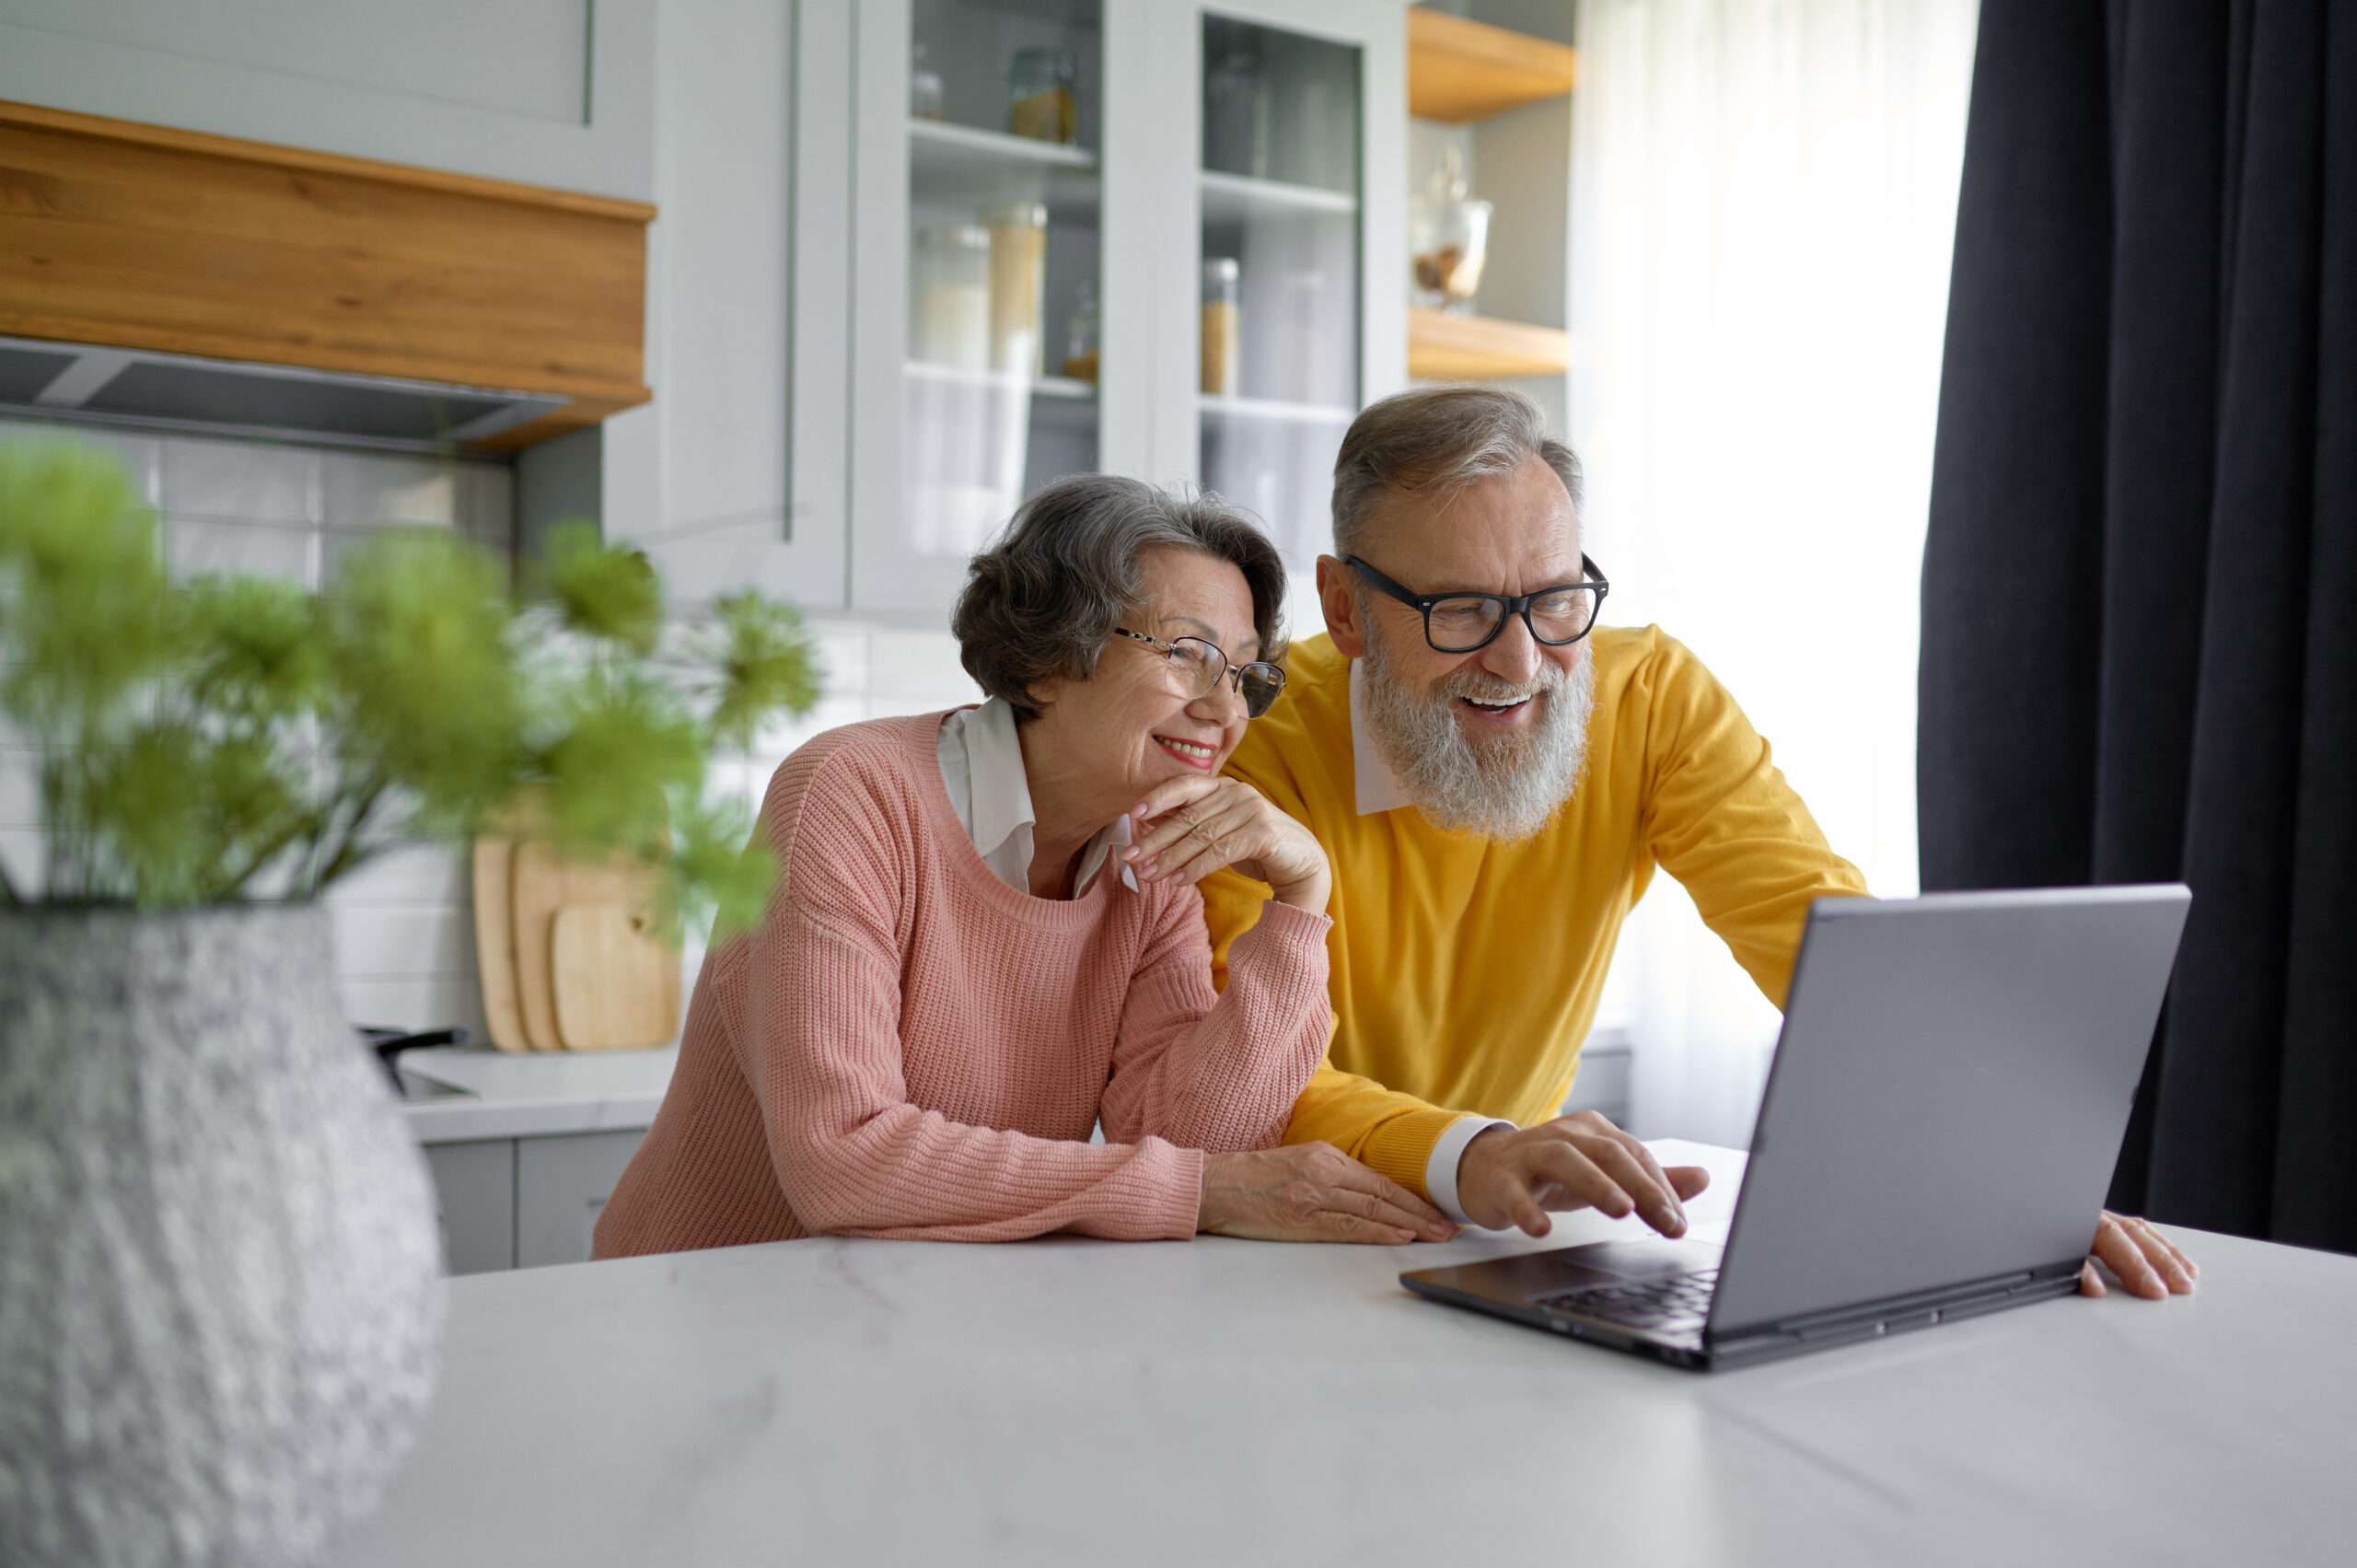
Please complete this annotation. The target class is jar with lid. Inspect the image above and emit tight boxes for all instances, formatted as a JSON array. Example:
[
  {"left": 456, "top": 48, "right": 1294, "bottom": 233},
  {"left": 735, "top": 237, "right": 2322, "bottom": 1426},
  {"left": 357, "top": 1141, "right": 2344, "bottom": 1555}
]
[
  {"left": 1202, "top": 258, "right": 1242, "bottom": 398},
  {"left": 1062, "top": 278, "right": 1100, "bottom": 384},
  {"left": 1008, "top": 47, "right": 1077, "bottom": 145},
  {"left": 910, "top": 40, "right": 944, "bottom": 120},
  {"left": 910, "top": 225, "right": 991, "bottom": 370},
  {"left": 985, "top": 203, "right": 1049, "bottom": 377}
]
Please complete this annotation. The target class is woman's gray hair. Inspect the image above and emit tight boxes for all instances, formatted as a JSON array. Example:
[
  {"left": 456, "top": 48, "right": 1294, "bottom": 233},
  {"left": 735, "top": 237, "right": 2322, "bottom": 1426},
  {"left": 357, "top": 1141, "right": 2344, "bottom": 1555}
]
[
  {"left": 1330, "top": 386, "right": 1583, "bottom": 557},
  {"left": 953, "top": 473, "right": 1287, "bottom": 721}
]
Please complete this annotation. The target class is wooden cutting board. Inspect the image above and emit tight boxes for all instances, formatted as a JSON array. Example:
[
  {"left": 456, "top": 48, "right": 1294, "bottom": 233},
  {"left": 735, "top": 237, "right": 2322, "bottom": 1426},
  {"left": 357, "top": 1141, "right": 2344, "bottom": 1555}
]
[
  {"left": 470, "top": 836, "right": 534, "bottom": 1052},
  {"left": 510, "top": 840, "right": 675, "bottom": 1051},
  {"left": 551, "top": 902, "right": 681, "bottom": 1051}
]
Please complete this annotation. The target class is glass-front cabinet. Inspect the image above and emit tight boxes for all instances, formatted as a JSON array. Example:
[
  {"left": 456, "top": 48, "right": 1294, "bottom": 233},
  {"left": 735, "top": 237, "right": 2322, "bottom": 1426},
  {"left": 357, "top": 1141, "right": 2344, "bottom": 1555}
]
[
  {"left": 826, "top": 0, "right": 1402, "bottom": 616},
  {"left": 1198, "top": 12, "right": 1365, "bottom": 589}
]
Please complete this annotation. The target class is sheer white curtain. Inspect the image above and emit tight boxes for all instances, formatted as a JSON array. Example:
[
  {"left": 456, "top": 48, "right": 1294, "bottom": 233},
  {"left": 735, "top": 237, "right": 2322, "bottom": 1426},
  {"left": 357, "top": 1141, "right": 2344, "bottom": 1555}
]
[{"left": 1569, "top": 0, "right": 1980, "bottom": 1144}]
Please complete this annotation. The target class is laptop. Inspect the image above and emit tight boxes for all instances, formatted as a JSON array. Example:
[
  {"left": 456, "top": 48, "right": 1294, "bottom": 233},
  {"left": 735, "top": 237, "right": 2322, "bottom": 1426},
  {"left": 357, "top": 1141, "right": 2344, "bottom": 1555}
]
[{"left": 1399, "top": 885, "right": 2192, "bottom": 1371}]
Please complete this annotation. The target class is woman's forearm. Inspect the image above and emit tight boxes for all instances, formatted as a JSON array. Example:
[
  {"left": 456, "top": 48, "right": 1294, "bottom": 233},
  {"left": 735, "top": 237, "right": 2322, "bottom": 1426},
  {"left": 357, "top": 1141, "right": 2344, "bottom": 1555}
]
[{"left": 1097, "top": 900, "right": 1332, "bottom": 1154}]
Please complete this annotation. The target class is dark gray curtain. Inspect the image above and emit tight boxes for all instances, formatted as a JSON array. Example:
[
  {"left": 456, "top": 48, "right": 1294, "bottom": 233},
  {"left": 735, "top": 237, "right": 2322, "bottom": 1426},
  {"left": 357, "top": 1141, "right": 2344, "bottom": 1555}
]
[{"left": 1920, "top": 0, "right": 2357, "bottom": 1249}]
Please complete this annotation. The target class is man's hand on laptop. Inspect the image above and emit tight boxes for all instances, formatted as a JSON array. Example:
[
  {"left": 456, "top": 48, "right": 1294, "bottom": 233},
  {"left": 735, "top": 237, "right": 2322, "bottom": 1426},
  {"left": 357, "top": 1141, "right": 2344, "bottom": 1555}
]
[
  {"left": 2079, "top": 1212, "right": 2198, "bottom": 1299},
  {"left": 1456, "top": 1112, "right": 1709, "bottom": 1238}
]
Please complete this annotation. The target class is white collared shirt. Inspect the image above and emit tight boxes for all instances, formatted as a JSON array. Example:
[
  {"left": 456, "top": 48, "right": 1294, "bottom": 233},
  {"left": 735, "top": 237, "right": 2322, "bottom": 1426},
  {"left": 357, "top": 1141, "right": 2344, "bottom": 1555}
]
[
  {"left": 936, "top": 697, "right": 1139, "bottom": 899},
  {"left": 1348, "top": 660, "right": 1515, "bottom": 1226}
]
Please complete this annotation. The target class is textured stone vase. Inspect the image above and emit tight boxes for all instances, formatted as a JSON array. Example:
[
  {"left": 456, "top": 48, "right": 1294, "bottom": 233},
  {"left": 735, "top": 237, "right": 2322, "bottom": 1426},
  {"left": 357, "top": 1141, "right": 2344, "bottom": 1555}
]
[{"left": 0, "top": 905, "right": 445, "bottom": 1567}]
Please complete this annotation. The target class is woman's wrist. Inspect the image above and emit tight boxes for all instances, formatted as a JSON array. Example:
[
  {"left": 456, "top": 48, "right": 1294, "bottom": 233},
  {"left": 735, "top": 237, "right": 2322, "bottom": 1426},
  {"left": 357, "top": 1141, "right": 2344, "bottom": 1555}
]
[
  {"left": 1198, "top": 1150, "right": 1234, "bottom": 1231},
  {"left": 1266, "top": 867, "right": 1330, "bottom": 912}
]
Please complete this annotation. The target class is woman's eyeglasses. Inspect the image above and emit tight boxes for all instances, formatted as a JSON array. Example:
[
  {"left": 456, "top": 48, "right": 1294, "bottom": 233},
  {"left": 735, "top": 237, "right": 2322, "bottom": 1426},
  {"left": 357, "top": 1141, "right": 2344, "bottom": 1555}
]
[
  {"left": 1111, "top": 628, "right": 1286, "bottom": 718},
  {"left": 1343, "top": 554, "right": 1609, "bottom": 654}
]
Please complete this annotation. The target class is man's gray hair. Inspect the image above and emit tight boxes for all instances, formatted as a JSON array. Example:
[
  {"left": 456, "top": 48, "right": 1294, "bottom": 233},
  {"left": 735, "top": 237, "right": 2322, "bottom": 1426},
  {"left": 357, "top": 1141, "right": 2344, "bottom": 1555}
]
[
  {"left": 1330, "top": 386, "right": 1583, "bottom": 557},
  {"left": 953, "top": 473, "right": 1286, "bottom": 721}
]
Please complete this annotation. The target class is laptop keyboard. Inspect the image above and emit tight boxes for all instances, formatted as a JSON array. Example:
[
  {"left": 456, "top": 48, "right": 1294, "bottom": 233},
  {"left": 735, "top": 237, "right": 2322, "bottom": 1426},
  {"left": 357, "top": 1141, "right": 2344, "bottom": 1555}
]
[{"left": 1536, "top": 1268, "right": 1719, "bottom": 1333}]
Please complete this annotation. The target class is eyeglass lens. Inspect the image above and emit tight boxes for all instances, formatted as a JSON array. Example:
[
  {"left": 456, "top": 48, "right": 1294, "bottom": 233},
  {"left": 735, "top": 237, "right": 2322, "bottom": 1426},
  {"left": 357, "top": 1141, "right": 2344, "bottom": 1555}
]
[
  {"left": 1166, "top": 638, "right": 1283, "bottom": 718},
  {"left": 1425, "top": 587, "right": 1600, "bottom": 653}
]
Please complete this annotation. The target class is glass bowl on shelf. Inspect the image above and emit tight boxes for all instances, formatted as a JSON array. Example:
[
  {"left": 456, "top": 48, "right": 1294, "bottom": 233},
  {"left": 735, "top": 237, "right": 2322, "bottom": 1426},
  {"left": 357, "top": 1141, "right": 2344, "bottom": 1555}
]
[{"left": 1410, "top": 146, "right": 1491, "bottom": 313}]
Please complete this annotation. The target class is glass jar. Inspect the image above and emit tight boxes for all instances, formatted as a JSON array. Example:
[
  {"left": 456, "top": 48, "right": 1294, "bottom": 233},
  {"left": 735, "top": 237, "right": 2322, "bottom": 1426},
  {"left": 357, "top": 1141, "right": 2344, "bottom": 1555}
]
[
  {"left": 1062, "top": 278, "right": 1100, "bottom": 384},
  {"left": 910, "top": 41, "right": 944, "bottom": 121},
  {"left": 1203, "top": 50, "right": 1270, "bottom": 180},
  {"left": 1008, "top": 47, "right": 1078, "bottom": 145},
  {"left": 1202, "top": 257, "right": 1242, "bottom": 398},
  {"left": 985, "top": 203, "right": 1049, "bottom": 377},
  {"left": 910, "top": 225, "right": 991, "bottom": 370},
  {"left": 1410, "top": 146, "right": 1492, "bottom": 312}
]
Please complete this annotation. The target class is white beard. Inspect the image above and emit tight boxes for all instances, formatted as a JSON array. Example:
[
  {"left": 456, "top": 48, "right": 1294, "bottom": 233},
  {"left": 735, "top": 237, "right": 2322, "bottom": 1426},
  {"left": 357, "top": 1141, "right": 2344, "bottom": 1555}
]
[{"left": 1357, "top": 623, "right": 1595, "bottom": 842}]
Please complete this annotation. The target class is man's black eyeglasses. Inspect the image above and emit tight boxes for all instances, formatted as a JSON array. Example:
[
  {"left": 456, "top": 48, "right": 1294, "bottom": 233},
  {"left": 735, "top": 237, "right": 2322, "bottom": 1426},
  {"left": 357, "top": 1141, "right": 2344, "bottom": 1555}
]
[{"left": 1342, "top": 555, "right": 1610, "bottom": 655}]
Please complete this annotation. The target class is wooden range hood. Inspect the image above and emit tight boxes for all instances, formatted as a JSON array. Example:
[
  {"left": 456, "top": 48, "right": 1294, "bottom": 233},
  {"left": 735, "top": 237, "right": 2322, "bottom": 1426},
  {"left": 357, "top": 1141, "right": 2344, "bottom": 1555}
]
[{"left": 0, "top": 100, "right": 652, "bottom": 452}]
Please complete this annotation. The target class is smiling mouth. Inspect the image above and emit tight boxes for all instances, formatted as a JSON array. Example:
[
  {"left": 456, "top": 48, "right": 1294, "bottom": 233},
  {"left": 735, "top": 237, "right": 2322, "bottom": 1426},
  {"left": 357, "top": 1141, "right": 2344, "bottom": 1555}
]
[
  {"left": 1154, "top": 734, "right": 1219, "bottom": 768},
  {"left": 1458, "top": 694, "right": 1533, "bottom": 720}
]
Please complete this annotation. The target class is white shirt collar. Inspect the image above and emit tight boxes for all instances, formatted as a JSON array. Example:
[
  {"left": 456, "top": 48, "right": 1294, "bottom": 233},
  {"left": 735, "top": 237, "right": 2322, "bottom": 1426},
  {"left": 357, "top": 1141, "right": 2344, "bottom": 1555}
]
[
  {"left": 1348, "top": 658, "right": 1414, "bottom": 816},
  {"left": 937, "top": 697, "right": 1139, "bottom": 896}
]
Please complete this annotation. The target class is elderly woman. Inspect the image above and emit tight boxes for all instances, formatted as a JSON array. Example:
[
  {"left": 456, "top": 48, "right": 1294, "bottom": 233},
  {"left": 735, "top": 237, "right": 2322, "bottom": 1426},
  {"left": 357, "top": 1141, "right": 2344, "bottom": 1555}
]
[{"left": 594, "top": 477, "right": 1453, "bottom": 1252}]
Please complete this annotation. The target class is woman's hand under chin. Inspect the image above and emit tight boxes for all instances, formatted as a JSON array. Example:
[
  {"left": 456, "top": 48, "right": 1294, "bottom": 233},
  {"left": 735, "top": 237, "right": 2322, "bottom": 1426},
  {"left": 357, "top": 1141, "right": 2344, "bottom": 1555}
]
[{"left": 1123, "top": 774, "right": 1333, "bottom": 912}]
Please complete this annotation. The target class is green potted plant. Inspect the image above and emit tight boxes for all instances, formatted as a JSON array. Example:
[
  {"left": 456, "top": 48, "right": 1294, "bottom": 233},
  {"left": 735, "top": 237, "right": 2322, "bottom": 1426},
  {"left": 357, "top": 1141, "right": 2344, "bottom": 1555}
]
[{"left": 0, "top": 436, "right": 819, "bottom": 1568}]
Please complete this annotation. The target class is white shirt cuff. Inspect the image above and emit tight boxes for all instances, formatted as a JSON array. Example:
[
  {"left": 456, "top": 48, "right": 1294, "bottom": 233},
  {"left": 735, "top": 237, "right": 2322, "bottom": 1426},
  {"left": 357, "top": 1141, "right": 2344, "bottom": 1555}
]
[{"left": 1424, "top": 1116, "right": 1517, "bottom": 1227}]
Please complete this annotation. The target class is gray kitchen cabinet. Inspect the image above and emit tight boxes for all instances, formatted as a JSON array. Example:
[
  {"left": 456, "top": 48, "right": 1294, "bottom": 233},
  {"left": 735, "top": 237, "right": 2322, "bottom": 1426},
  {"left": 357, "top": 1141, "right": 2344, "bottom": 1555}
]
[
  {"left": 423, "top": 1139, "right": 521, "bottom": 1278},
  {"left": 516, "top": 1130, "right": 647, "bottom": 1270},
  {"left": 0, "top": 0, "right": 655, "bottom": 201},
  {"left": 420, "top": 1128, "right": 647, "bottom": 1275}
]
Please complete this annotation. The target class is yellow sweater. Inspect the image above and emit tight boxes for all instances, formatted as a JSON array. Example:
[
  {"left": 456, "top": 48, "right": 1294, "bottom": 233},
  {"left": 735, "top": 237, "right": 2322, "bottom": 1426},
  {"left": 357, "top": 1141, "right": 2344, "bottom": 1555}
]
[{"left": 1202, "top": 626, "right": 1868, "bottom": 1200}]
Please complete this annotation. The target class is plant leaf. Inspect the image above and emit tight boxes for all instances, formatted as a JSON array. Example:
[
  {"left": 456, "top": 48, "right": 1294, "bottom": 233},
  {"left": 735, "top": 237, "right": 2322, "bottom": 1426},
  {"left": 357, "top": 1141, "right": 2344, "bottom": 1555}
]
[{"left": 539, "top": 521, "right": 662, "bottom": 654}]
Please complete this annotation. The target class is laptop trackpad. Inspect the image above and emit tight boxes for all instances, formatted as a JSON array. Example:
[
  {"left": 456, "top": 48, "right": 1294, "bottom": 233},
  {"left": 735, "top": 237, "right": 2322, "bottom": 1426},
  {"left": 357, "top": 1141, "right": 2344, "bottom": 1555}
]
[{"left": 1432, "top": 1238, "right": 1721, "bottom": 1306}]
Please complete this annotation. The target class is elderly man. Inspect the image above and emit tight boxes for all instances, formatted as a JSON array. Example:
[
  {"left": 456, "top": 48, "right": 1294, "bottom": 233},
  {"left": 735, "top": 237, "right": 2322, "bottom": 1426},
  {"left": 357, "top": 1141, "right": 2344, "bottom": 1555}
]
[{"left": 1191, "top": 386, "right": 2196, "bottom": 1299}]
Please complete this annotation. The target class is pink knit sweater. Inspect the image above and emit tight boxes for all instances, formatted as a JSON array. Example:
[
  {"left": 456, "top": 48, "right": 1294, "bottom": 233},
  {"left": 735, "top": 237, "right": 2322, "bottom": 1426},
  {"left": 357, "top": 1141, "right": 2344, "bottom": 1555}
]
[{"left": 591, "top": 713, "right": 1334, "bottom": 1254}]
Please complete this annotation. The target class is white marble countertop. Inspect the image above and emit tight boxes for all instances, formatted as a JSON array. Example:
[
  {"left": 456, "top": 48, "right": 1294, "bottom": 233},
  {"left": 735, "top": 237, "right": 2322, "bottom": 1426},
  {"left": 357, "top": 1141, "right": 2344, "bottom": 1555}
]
[
  {"left": 340, "top": 1140, "right": 2357, "bottom": 1566},
  {"left": 393, "top": 1045, "right": 675, "bottom": 1144}
]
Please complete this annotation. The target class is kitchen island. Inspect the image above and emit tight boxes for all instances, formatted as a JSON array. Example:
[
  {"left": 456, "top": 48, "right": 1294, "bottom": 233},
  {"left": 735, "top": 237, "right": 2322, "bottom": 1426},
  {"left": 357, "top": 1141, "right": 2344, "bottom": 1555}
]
[
  {"left": 395, "top": 1046, "right": 675, "bottom": 1273},
  {"left": 339, "top": 1140, "right": 2356, "bottom": 1565}
]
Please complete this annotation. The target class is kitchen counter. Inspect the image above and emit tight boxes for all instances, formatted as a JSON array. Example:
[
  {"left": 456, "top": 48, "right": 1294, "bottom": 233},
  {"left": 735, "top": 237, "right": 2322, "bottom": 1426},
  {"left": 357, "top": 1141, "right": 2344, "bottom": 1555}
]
[
  {"left": 393, "top": 1045, "right": 676, "bottom": 1144},
  {"left": 340, "top": 1140, "right": 2357, "bottom": 1566}
]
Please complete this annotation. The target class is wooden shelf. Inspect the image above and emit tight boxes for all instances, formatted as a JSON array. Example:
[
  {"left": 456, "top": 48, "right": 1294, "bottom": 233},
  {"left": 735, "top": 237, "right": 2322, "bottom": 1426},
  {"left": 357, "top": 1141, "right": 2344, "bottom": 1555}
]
[
  {"left": 0, "top": 99, "right": 653, "bottom": 450},
  {"left": 1407, "top": 9, "right": 1578, "bottom": 124},
  {"left": 1407, "top": 308, "right": 1569, "bottom": 380}
]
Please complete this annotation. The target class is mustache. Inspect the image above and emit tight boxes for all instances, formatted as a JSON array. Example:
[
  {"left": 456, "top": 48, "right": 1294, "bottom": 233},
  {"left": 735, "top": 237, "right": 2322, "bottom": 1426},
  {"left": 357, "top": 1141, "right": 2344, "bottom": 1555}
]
[{"left": 1434, "top": 663, "right": 1566, "bottom": 706}]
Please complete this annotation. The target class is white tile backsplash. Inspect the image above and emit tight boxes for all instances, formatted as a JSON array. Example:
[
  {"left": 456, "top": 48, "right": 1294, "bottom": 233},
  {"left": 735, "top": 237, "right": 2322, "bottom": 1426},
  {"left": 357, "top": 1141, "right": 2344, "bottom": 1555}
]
[
  {"left": 324, "top": 451, "right": 467, "bottom": 529},
  {"left": 0, "top": 828, "right": 43, "bottom": 900},
  {"left": 1, "top": 423, "right": 163, "bottom": 506},
  {"left": 0, "top": 748, "right": 39, "bottom": 829},
  {"left": 327, "top": 842, "right": 474, "bottom": 907},
  {"left": 331, "top": 903, "right": 473, "bottom": 979},
  {"left": 162, "top": 439, "right": 319, "bottom": 524},
  {"left": 167, "top": 516, "right": 318, "bottom": 587}
]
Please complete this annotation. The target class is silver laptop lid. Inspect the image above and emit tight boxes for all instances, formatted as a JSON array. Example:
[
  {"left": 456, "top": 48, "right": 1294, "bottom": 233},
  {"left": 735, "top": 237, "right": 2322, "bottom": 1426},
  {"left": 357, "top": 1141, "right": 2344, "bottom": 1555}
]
[{"left": 1707, "top": 885, "right": 2191, "bottom": 1337}]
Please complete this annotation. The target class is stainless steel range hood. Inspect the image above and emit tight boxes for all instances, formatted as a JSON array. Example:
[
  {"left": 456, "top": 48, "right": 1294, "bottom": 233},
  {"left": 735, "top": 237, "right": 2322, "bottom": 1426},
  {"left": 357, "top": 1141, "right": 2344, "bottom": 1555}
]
[{"left": 0, "top": 334, "right": 571, "bottom": 454}]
